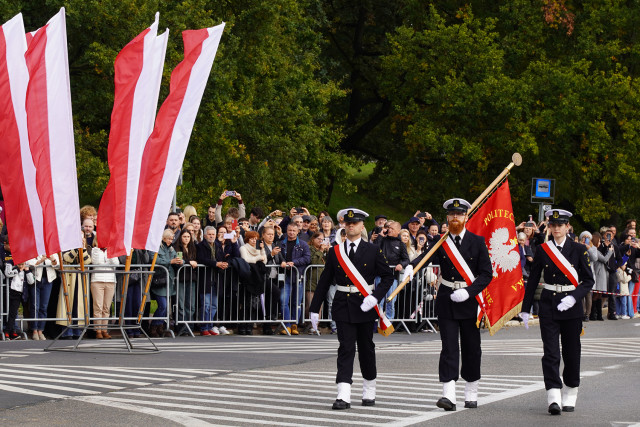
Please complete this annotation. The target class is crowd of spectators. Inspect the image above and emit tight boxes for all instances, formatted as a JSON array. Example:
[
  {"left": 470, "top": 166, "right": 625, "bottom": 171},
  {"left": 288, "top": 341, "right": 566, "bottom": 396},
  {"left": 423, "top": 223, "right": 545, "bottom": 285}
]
[{"left": 3, "top": 189, "right": 637, "bottom": 340}]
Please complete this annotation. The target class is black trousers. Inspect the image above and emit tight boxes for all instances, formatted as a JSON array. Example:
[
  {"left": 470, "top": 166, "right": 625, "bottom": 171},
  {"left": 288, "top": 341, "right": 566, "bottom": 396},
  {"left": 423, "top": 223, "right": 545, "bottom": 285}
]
[
  {"left": 539, "top": 316, "right": 582, "bottom": 389},
  {"left": 335, "top": 320, "right": 377, "bottom": 384},
  {"left": 438, "top": 317, "right": 481, "bottom": 383}
]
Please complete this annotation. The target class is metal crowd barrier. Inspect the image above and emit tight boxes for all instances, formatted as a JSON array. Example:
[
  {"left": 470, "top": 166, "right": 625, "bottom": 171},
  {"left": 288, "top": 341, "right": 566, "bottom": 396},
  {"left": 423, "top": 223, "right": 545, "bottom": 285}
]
[
  {"left": 300, "top": 264, "right": 439, "bottom": 335},
  {"left": 0, "top": 263, "right": 171, "bottom": 343},
  {"left": 174, "top": 263, "right": 302, "bottom": 336},
  {"left": 1, "top": 271, "right": 6, "bottom": 340}
]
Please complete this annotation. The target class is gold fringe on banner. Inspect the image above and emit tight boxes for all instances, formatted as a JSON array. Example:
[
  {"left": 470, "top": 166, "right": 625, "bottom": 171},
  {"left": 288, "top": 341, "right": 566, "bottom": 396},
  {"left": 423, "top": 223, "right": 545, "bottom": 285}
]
[{"left": 486, "top": 302, "right": 523, "bottom": 336}]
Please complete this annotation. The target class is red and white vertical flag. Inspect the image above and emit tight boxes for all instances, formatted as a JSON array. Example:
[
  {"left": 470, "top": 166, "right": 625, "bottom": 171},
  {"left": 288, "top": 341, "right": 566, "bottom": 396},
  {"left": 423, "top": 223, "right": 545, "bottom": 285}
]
[
  {"left": 466, "top": 180, "right": 524, "bottom": 335},
  {"left": 24, "top": 7, "right": 81, "bottom": 255},
  {"left": 0, "top": 13, "right": 46, "bottom": 263},
  {"left": 97, "top": 13, "right": 168, "bottom": 256},
  {"left": 132, "top": 23, "right": 225, "bottom": 251}
]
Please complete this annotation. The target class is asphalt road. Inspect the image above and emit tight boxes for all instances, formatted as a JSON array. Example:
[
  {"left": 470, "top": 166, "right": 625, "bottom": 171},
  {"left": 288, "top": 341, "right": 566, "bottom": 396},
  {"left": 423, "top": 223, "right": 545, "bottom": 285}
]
[{"left": 1, "top": 318, "right": 639, "bottom": 426}]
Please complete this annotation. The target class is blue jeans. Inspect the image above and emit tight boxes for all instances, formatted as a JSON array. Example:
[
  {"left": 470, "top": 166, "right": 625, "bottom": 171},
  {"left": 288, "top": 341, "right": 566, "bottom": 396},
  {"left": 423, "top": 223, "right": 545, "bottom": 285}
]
[
  {"left": 616, "top": 295, "right": 628, "bottom": 316},
  {"left": 29, "top": 277, "right": 52, "bottom": 330},
  {"left": 375, "top": 276, "right": 399, "bottom": 320},
  {"left": 627, "top": 282, "right": 636, "bottom": 316},
  {"left": 280, "top": 273, "right": 302, "bottom": 327},
  {"left": 151, "top": 295, "right": 167, "bottom": 326},
  {"left": 200, "top": 291, "right": 218, "bottom": 331}
]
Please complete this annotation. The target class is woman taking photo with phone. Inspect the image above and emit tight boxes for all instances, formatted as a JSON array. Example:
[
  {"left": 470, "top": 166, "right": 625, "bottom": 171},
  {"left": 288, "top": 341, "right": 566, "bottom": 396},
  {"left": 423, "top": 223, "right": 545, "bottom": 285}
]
[{"left": 173, "top": 229, "right": 199, "bottom": 335}]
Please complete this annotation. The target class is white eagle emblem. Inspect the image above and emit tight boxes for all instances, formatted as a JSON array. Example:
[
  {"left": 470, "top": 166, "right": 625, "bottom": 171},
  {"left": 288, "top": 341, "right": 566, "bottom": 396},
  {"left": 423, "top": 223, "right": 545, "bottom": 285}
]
[{"left": 488, "top": 227, "right": 520, "bottom": 277}]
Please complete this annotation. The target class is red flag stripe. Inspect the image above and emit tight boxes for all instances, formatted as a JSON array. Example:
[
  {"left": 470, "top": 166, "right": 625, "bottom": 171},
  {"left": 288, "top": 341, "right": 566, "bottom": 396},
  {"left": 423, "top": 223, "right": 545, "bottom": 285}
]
[
  {"left": 132, "top": 24, "right": 225, "bottom": 251},
  {"left": 24, "top": 8, "right": 81, "bottom": 255},
  {"left": 441, "top": 238, "right": 475, "bottom": 285},
  {"left": 0, "top": 14, "right": 45, "bottom": 263},
  {"left": 97, "top": 23, "right": 153, "bottom": 254}
]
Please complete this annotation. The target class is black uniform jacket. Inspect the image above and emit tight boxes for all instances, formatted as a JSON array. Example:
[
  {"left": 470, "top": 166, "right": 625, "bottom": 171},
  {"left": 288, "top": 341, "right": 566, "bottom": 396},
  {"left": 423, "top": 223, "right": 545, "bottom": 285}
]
[
  {"left": 522, "top": 239, "right": 594, "bottom": 320},
  {"left": 411, "top": 230, "right": 493, "bottom": 320},
  {"left": 309, "top": 241, "right": 394, "bottom": 323}
]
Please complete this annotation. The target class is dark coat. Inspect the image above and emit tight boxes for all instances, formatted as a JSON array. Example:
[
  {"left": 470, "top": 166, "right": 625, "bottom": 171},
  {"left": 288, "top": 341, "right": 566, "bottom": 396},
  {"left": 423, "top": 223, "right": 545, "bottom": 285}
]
[
  {"left": 309, "top": 241, "right": 394, "bottom": 323},
  {"left": 376, "top": 235, "right": 410, "bottom": 269},
  {"left": 196, "top": 240, "right": 219, "bottom": 294},
  {"left": 522, "top": 239, "right": 595, "bottom": 320},
  {"left": 411, "top": 230, "right": 493, "bottom": 320},
  {"left": 279, "top": 237, "right": 311, "bottom": 277}
]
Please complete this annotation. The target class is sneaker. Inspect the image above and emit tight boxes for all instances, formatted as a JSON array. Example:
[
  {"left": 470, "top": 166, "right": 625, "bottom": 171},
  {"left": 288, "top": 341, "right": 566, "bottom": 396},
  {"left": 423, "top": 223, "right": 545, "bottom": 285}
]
[
  {"left": 211, "top": 326, "right": 220, "bottom": 335},
  {"left": 201, "top": 330, "right": 211, "bottom": 336},
  {"left": 10, "top": 333, "right": 21, "bottom": 340},
  {"left": 38, "top": 331, "right": 46, "bottom": 340},
  {"left": 32, "top": 332, "right": 40, "bottom": 341},
  {"left": 308, "top": 329, "right": 319, "bottom": 335},
  {"left": 330, "top": 328, "right": 337, "bottom": 335},
  {"left": 621, "top": 315, "right": 631, "bottom": 319},
  {"left": 218, "top": 326, "right": 231, "bottom": 335},
  {"left": 4, "top": 332, "right": 8, "bottom": 339},
  {"left": 633, "top": 313, "right": 640, "bottom": 318}
]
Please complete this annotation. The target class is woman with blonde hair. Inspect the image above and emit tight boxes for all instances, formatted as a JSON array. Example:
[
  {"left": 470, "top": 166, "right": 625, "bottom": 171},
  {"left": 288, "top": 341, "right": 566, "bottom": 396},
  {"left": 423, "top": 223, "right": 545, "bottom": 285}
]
[{"left": 183, "top": 205, "right": 198, "bottom": 224}]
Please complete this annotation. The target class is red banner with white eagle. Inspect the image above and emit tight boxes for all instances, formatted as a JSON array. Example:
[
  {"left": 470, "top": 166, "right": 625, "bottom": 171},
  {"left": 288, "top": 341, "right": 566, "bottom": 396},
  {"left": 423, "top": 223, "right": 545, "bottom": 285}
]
[{"left": 466, "top": 180, "right": 524, "bottom": 335}]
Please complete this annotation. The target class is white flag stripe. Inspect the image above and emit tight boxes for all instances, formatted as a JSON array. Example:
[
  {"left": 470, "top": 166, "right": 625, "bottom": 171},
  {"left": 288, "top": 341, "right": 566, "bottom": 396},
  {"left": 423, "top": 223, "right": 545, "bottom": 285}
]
[
  {"left": 144, "top": 24, "right": 224, "bottom": 250},
  {"left": 43, "top": 8, "right": 81, "bottom": 251}
]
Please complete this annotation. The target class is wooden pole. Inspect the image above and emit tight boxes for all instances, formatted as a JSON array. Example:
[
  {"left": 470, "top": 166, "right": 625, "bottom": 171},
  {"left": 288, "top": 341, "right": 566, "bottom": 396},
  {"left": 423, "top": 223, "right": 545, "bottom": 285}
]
[
  {"left": 386, "top": 153, "right": 523, "bottom": 302},
  {"left": 118, "top": 251, "right": 133, "bottom": 327},
  {"left": 58, "top": 252, "right": 72, "bottom": 323},
  {"left": 78, "top": 247, "right": 90, "bottom": 326},
  {"left": 137, "top": 252, "right": 158, "bottom": 323}
]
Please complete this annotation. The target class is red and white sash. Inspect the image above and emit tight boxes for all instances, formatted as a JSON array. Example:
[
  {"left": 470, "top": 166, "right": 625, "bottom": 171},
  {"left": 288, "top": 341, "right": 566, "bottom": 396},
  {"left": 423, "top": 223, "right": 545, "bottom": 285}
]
[
  {"left": 334, "top": 242, "right": 393, "bottom": 334},
  {"left": 441, "top": 236, "right": 476, "bottom": 285},
  {"left": 540, "top": 241, "right": 579, "bottom": 287}
]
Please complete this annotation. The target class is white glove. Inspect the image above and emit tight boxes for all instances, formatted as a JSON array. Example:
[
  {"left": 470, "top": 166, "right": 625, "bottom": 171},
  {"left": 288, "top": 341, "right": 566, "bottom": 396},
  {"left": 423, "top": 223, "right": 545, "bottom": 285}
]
[
  {"left": 557, "top": 295, "right": 576, "bottom": 312},
  {"left": 450, "top": 288, "right": 469, "bottom": 302},
  {"left": 310, "top": 312, "right": 319, "bottom": 331},
  {"left": 519, "top": 312, "right": 530, "bottom": 330},
  {"left": 360, "top": 295, "right": 378, "bottom": 312},
  {"left": 402, "top": 268, "right": 414, "bottom": 282}
]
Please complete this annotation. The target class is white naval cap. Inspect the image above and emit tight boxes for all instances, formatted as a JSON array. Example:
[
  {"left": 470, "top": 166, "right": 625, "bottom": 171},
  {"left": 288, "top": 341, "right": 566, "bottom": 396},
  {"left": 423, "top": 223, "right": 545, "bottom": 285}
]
[
  {"left": 545, "top": 209, "right": 572, "bottom": 224},
  {"left": 443, "top": 198, "right": 471, "bottom": 212},
  {"left": 337, "top": 208, "right": 369, "bottom": 223}
]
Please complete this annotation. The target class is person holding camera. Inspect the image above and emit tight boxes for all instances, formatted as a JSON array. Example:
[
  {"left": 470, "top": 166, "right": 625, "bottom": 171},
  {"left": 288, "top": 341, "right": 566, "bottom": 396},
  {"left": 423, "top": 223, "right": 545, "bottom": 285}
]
[
  {"left": 599, "top": 227, "right": 622, "bottom": 320},
  {"left": 375, "top": 221, "right": 410, "bottom": 322},
  {"left": 214, "top": 190, "right": 246, "bottom": 226},
  {"left": 368, "top": 215, "right": 387, "bottom": 242}
]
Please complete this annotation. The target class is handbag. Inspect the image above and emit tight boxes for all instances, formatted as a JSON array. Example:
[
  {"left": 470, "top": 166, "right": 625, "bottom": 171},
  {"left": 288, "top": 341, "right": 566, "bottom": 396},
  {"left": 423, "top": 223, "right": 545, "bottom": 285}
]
[{"left": 151, "top": 270, "right": 167, "bottom": 288}]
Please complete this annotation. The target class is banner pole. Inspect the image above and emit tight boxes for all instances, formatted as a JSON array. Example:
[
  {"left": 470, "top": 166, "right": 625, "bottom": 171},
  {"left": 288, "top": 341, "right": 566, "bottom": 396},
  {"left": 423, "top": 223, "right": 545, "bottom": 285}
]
[
  {"left": 387, "top": 153, "right": 523, "bottom": 302},
  {"left": 79, "top": 247, "right": 90, "bottom": 327},
  {"left": 58, "top": 251, "right": 72, "bottom": 323},
  {"left": 118, "top": 250, "right": 134, "bottom": 327},
  {"left": 137, "top": 252, "right": 158, "bottom": 323}
]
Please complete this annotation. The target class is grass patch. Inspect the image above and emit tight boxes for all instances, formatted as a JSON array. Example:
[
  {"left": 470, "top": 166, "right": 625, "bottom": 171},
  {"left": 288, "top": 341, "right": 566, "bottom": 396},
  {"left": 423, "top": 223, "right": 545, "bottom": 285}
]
[{"left": 328, "top": 162, "right": 410, "bottom": 229}]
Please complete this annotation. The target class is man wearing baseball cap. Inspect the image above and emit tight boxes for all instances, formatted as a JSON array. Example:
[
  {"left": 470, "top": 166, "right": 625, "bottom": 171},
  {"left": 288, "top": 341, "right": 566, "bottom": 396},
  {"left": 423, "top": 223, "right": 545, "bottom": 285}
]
[{"left": 520, "top": 209, "right": 594, "bottom": 415}]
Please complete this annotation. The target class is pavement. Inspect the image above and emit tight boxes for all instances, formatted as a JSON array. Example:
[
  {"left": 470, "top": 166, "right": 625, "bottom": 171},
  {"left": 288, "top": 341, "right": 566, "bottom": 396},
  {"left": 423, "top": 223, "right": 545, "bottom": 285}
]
[{"left": 1, "top": 317, "right": 639, "bottom": 426}]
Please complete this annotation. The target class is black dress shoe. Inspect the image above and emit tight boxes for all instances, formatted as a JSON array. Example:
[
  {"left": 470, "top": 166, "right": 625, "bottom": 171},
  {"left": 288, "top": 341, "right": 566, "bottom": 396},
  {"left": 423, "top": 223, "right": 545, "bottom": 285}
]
[
  {"left": 548, "top": 403, "right": 562, "bottom": 415},
  {"left": 464, "top": 401, "right": 478, "bottom": 408},
  {"left": 362, "top": 399, "right": 375, "bottom": 406},
  {"left": 562, "top": 406, "right": 574, "bottom": 412},
  {"left": 332, "top": 399, "right": 350, "bottom": 410},
  {"left": 607, "top": 315, "right": 618, "bottom": 320},
  {"left": 436, "top": 397, "right": 456, "bottom": 411}
]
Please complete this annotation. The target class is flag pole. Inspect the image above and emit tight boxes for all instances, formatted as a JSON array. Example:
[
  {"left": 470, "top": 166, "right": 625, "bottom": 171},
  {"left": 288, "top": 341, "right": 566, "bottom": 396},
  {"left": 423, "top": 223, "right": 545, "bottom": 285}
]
[
  {"left": 387, "top": 153, "right": 523, "bottom": 302},
  {"left": 118, "top": 250, "right": 134, "bottom": 327},
  {"left": 58, "top": 251, "right": 72, "bottom": 323},
  {"left": 137, "top": 252, "right": 158, "bottom": 323},
  {"left": 78, "top": 247, "right": 90, "bottom": 327}
]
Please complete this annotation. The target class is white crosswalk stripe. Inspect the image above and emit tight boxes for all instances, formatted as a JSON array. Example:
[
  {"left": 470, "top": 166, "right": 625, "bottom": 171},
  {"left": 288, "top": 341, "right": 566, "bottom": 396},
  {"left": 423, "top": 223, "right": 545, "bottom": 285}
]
[
  {"left": 0, "top": 364, "right": 227, "bottom": 399},
  {"left": 0, "top": 348, "right": 49, "bottom": 359},
  {"left": 69, "top": 370, "right": 546, "bottom": 426},
  {"left": 376, "top": 337, "right": 640, "bottom": 358}
]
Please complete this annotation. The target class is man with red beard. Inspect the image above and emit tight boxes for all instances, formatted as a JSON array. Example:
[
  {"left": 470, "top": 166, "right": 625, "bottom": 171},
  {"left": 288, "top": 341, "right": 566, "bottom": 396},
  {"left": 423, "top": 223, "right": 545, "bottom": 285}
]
[{"left": 410, "top": 198, "right": 492, "bottom": 411}]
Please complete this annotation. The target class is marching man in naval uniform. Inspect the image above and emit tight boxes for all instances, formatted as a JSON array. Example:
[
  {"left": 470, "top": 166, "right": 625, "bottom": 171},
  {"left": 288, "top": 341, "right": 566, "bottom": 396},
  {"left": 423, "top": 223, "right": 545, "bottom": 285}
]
[
  {"left": 409, "top": 198, "right": 493, "bottom": 411},
  {"left": 520, "top": 209, "right": 594, "bottom": 415},
  {"left": 309, "top": 208, "right": 394, "bottom": 409}
]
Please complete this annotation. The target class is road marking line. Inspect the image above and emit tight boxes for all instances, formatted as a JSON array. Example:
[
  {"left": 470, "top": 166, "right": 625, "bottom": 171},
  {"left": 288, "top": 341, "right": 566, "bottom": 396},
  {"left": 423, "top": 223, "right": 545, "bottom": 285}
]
[
  {"left": 603, "top": 365, "right": 622, "bottom": 369},
  {"left": 0, "top": 379, "right": 101, "bottom": 394},
  {"left": 0, "top": 383, "right": 66, "bottom": 399},
  {"left": 0, "top": 367, "right": 148, "bottom": 386}
]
